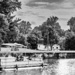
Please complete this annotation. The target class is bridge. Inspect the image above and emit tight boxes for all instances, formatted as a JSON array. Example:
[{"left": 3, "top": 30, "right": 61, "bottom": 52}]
[
  {"left": 0, "top": 48, "right": 75, "bottom": 59},
  {"left": 0, "top": 48, "right": 75, "bottom": 53}
]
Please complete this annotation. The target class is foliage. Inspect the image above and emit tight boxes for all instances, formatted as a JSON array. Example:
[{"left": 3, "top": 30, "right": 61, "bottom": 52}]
[
  {"left": 5, "top": 17, "right": 21, "bottom": 43},
  {"left": 27, "top": 34, "right": 38, "bottom": 49},
  {"left": 67, "top": 17, "right": 75, "bottom": 32},
  {"left": 62, "top": 30, "right": 75, "bottom": 50},
  {"left": 37, "top": 16, "right": 59, "bottom": 47},
  {"left": 65, "top": 30, "right": 75, "bottom": 39},
  {"left": 17, "top": 35, "right": 26, "bottom": 45},
  {"left": 64, "top": 36, "right": 75, "bottom": 50},
  {"left": 43, "top": 27, "right": 58, "bottom": 46},
  {"left": 18, "top": 21, "right": 32, "bottom": 35},
  {"left": 0, "top": 0, "right": 21, "bottom": 15},
  {"left": 0, "top": 14, "right": 9, "bottom": 44},
  {"left": 46, "top": 16, "right": 58, "bottom": 27},
  {"left": 0, "top": 0, "right": 22, "bottom": 45},
  {"left": 31, "top": 26, "right": 42, "bottom": 40}
]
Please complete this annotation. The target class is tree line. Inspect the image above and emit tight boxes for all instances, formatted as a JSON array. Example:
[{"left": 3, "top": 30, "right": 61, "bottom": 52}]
[
  {"left": 0, "top": 0, "right": 32, "bottom": 46},
  {"left": 0, "top": 0, "right": 75, "bottom": 50},
  {"left": 29, "top": 16, "right": 75, "bottom": 50}
]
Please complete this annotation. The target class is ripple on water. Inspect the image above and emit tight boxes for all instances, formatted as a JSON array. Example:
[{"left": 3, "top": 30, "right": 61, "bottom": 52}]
[
  {"left": 1, "top": 69, "right": 42, "bottom": 75},
  {"left": 42, "top": 59, "right": 75, "bottom": 75}
]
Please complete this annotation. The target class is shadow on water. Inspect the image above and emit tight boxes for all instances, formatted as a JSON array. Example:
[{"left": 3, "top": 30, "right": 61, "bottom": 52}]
[
  {"left": 41, "top": 59, "right": 59, "bottom": 75},
  {"left": 44, "top": 59, "right": 59, "bottom": 65},
  {"left": 0, "top": 72, "right": 3, "bottom": 75}
]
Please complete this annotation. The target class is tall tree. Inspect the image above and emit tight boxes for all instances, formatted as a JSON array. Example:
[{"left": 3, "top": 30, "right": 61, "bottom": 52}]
[
  {"left": 67, "top": 17, "right": 75, "bottom": 32},
  {"left": 0, "top": 14, "right": 9, "bottom": 44},
  {"left": 64, "top": 36, "right": 75, "bottom": 50},
  {"left": 6, "top": 16, "right": 21, "bottom": 43},
  {"left": 17, "top": 21, "right": 32, "bottom": 45},
  {"left": 46, "top": 16, "right": 58, "bottom": 27},
  {"left": 0, "top": 0, "right": 21, "bottom": 43},
  {"left": 0, "top": 0, "right": 21, "bottom": 15},
  {"left": 27, "top": 34, "right": 38, "bottom": 49},
  {"left": 40, "top": 16, "right": 59, "bottom": 48},
  {"left": 31, "top": 26, "right": 42, "bottom": 39},
  {"left": 18, "top": 21, "right": 32, "bottom": 35}
]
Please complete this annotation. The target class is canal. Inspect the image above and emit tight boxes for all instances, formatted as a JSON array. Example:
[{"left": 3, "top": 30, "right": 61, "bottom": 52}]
[{"left": 1, "top": 59, "right": 75, "bottom": 75}]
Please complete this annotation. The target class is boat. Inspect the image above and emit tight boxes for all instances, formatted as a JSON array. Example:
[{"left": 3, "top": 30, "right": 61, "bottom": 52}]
[
  {"left": 0, "top": 55, "right": 43, "bottom": 71},
  {"left": 0, "top": 43, "right": 44, "bottom": 71},
  {"left": 3, "top": 66, "right": 43, "bottom": 71}
]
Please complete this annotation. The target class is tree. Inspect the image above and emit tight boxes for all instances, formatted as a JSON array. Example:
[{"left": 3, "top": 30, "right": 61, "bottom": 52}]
[
  {"left": 0, "top": 14, "right": 9, "bottom": 44},
  {"left": 16, "top": 21, "right": 32, "bottom": 45},
  {"left": 64, "top": 36, "right": 75, "bottom": 50},
  {"left": 38, "top": 16, "right": 59, "bottom": 49},
  {"left": 0, "top": 0, "right": 21, "bottom": 15},
  {"left": 31, "top": 26, "right": 42, "bottom": 39},
  {"left": 43, "top": 27, "right": 58, "bottom": 48},
  {"left": 0, "top": 0, "right": 21, "bottom": 43},
  {"left": 17, "top": 35, "right": 26, "bottom": 45},
  {"left": 46, "top": 16, "right": 58, "bottom": 27},
  {"left": 27, "top": 34, "right": 38, "bottom": 49},
  {"left": 18, "top": 21, "right": 32, "bottom": 35},
  {"left": 65, "top": 30, "right": 75, "bottom": 39},
  {"left": 67, "top": 17, "right": 75, "bottom": 32},
  {"left": 5, "top": 17, "right": 21, "bottom": 43}
]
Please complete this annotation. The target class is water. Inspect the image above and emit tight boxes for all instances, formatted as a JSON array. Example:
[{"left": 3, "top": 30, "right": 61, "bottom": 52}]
[{"left": 1, "top": 59, "right": 75, "bottom": 75}]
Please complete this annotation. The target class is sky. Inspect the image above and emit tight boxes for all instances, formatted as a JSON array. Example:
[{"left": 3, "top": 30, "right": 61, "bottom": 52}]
[{"left": 14, "top": 0, "right": 75, "bottom": 30}]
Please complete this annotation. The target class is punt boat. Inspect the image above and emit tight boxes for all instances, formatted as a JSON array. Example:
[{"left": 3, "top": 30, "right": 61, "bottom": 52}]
[{"left": 0, "top": 43, "right": 44, "bottom": 71}]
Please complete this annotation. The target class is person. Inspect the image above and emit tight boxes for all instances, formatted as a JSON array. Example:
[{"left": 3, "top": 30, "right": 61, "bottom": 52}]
[{"left": 14, "top": 65, "right": 18, "bottom": 71}]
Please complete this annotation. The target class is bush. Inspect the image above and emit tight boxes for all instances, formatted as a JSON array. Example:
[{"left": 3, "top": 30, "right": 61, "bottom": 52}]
[
  {"left": 27, "top": 35, "right": 38, "bottom": 49},
  {"left": 64, "top": 36, "right": 75, "bottom": 50}
]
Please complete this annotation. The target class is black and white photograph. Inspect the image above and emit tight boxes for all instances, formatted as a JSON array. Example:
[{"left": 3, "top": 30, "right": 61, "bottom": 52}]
[{"left": 0, "top": 0, "right": 75, "bottom": 75}]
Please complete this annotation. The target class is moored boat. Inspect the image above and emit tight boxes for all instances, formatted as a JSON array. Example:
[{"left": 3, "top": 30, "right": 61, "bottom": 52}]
[
  {"left": 0, "top": 43, "right": 44, "bottom": 71},
  {"left": 0, "top": 54, "right": 43, "bottom": 70}
]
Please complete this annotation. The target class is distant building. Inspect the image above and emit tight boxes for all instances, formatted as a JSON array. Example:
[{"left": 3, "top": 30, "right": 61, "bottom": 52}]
[
  {"left": 38, "top": 44, "right": 51, "bottom": 50},
  {"left": 38, "top": 44, "right": 45, "bottom": 50},
  {"left": 1, "top": 43, "right": 26, "bottom": 51},
  {"left": 52, "top": 44, "right": 60, "bottom": 51},
  {"left": 38, "top": 38, "right": 51, "bottom": 50}
]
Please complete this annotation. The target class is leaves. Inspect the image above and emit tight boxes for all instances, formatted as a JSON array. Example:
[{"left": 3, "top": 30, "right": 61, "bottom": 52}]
[
  {"left": 0, "top": 0, "right": 21, "bottom": 15},
  {"left": 18, "top": 21, "right": 32, "bottom": 35},
  {"left": 64, "top": 36, "right": 75, "bottom": 50},
  {"left": 67, "top": 17, "right": 75, "bottom": 32}
]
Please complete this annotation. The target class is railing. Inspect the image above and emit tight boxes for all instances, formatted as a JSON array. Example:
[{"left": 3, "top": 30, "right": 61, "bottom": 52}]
[
  {"left": 0, "top": 48, "right": 75, "bottom": 53},
  {"left": 0, "top": 50, "right": 75, "bottom": 53}
]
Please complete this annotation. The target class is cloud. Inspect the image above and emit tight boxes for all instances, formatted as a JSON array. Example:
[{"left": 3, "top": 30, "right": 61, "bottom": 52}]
[
  {"left": 31, "top": 21, "right": 36, "bottom": 25},
  {"left": 25, "top": 0, "right": 75, "bottom": 11},
  {"left": 34, "top": 0, "right": 64, "bottom": 3},
  {"left": 16, "top": 10, "right": 46, "bottom": 20},
  {"left": 26, "top": 0, "right": 64, "bottom": 7},
  {"left": 14, "top": 0, "right": 75, "bottom": 30},
  {"left": 26, "top": 0, "right": 65, "bottom": 9},
  {"left": 59, "top": 18, "right": 68, "bottom": 21}
]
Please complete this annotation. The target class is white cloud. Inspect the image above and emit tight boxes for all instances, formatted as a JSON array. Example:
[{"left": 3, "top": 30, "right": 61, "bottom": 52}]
[
  {"left": 14, "top": 0, "right": 75, "bottom": 30},
  {"left": 61, "top": 1, "right": 74, "bottom": 9},
  {"left": 34, "top": 2, "right": 50, "bottom": 5}
]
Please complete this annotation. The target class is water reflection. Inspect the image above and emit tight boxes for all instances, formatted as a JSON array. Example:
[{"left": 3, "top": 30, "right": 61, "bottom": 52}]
[
  {"left": 1, "top": 59, "right": 75, "bottom": 75},
  {"left": 42, "top": 59, "right": 75, "bottom": 75},
  {"left": 1, "top": 69, "right": 42, "bottom": 75}
]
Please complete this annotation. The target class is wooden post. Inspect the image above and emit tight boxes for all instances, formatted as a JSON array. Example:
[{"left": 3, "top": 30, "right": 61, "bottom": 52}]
[
  {"left": 0, "top": 59, "right": 2, "bottom": 71},
  {"left": 48, "top": 53, "right": 49, "bottom": 63}
]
